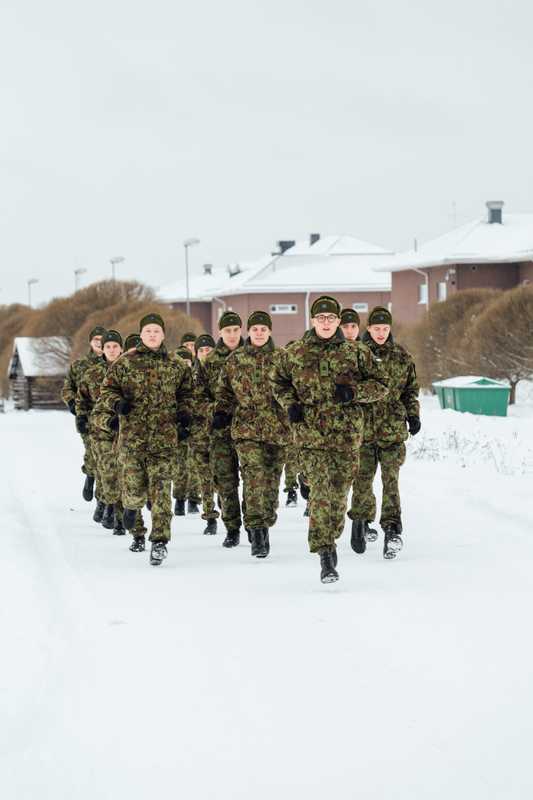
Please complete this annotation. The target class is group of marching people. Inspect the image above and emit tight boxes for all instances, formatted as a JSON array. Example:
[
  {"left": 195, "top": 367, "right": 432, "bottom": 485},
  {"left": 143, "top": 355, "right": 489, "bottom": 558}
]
[{"left": 62, "top": 295, "right": 420, "bottom": 583}]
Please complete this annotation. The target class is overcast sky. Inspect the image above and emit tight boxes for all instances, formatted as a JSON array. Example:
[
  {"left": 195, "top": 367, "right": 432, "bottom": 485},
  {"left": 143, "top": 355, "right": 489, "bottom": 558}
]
[{"left": 2, "top": 0, "right": 533, "bottom": 306}]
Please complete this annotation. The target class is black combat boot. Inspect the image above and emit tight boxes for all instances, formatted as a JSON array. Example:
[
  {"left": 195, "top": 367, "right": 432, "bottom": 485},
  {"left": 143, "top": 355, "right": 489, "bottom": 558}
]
[
  {"left": 298, "top": 474, "right": 310, "bottom": 500},
  {"left": 187, "top": 499, "right": 200, "bottom": 514},
  {"left": 285, "top": 488, "right": 298, "bottom": 507},
  {"left": 203, "top": 519, "right": 217, "bottom": 535},
  {"left": 174, "top": 499, "right": 186, "bottom": 516},
  {"left": 319, "top": 548, "right": 339, "bottom": 583},
  {"left": 331, "top": 545, "right": 338, "bottom": 567},
  {"left": 146, "top": 500, "right": 152, "bottom": 511},
  {"left": 303, "top": 502, "right": 310, "bottom": 517},
  {"left": 122, "top": 508, "right": 137, "bottom": 530},
  {"left": 350, "top": 519, "right": 367, "bottom": 554},
  {"left": 366, "top": 523, "right": 378, "bottom": 542},
  {"left": 82, "top": 475, "right": 95, "bottom": 502},
  {"left": 112, "top": 507, "right": 125, "bottom": 535},
  {"left": 101, "top": 504, "right": 115, "bottom": 530},
  {"left": 383, "top": 522, "right": 403, "bottom": 560},
  {"left": 129, "top": 535, "right": 145, "bottom": 552},
  {"left": 93, "top": 500, "right": 105, "bottom": 523},
  {"left": 150, "top": 541, "right": 168, "bottom": 565},
  {"left": 222, "top": 529, "right": 240, "bottom": 548},
  {"left": 256, "top": 528, "right": 270, "bottom": 559},
  {"left": 250, "top": 528, "right": 265, "bottom": 557}
]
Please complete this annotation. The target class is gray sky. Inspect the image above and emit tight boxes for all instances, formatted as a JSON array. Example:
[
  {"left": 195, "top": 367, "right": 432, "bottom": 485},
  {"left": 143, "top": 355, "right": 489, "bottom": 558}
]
[{"left": 2, "top": 0, "right": 533, "bottom": 306}]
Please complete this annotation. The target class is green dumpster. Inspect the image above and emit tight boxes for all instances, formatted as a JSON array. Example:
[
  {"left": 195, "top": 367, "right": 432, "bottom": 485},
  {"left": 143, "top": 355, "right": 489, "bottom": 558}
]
[{"left": 432, "top": 376, "right": 510, "bottom": 417}]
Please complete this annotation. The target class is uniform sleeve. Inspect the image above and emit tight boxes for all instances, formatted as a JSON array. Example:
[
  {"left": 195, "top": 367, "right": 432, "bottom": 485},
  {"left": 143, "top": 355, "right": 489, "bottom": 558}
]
[
  {"left": 400, "top": 360, "right": 420, "bottom": 417},
  {"left": 97, "top": 360, "right": 125, "bottom": 421},
  {"left": 176, "top": 363, "right": 193, "bottom": 417},
  {"left": 270, "top": 348, "right": 299, "bottom": 411},
  {"left": 214, "top": 361, "right": 237, "bottom": 416},
  {"left": 75, "top": 375, "right": 93, "bottom": 417},
  {"left": 352, "top": 347, "right": 390, "bottom": 403},
  {"left": 61, "top": 364, "right": 77, "bottom": 405}
]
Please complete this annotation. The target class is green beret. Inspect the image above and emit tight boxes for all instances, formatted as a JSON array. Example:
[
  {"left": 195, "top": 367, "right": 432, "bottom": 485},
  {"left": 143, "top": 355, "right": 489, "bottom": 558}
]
[
  {"left": 247, "top": 310, "right": 272, "bottom": 330},
  {"left": 181, "top": 332, "right": 197, "bottom": 345},
  {"left": 124, "top": 333, "right": 141, "bottom": 350},
  {"left": 195, "top": 333, "right": 216, "bottom": 351},
  {"left": 310, "top": 295, "right": 341, "bottom": 318},
  {"left": 102, "top": 329, "right": 123, "bottom": 347},
  {"left": 368, "top": 306, "right": 392, "bottom": 326},
  {"left": 88, "top": 325, "right": 106, "bottom": 342},
  {"left": 218, "top": 311, "right": 242, "bottom": 330},
  {"left": 139, "top": 313, "right": 165, "bottom": 332},
  {"left": 340, "top": 308, "right": 360, "bottom": 326}
]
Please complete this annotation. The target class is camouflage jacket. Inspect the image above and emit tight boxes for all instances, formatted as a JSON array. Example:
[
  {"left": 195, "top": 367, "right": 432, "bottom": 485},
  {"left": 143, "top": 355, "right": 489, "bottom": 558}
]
[
  {"left": 360, "top": 332, "right": 420, "bottom": 446},
  {"left": 270, "top": 328, "right": 389, "bottom": 452},
  {"left": 94, "top": 342, "right": 192, "bottom": 454},
  {"left": 75, "top": 357, "right": 114, "bottom": 441},
  {"left": 61, "top": 350, "right": 102, "bottom": 406},
  {"left": 215, "top": 338, "right": 289, "bottom": 446},
  {"left": 192, "top": 338, "right": 244, "bottom": 444}
]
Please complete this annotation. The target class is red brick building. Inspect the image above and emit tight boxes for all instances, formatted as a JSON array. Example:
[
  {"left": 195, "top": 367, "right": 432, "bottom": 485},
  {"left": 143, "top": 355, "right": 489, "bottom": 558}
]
[
  {"left": 159, "top": 234, "right": 392, "bottom": 345},
  {"left": 376, "top": 201, "right": 533, "bottom": 324}
]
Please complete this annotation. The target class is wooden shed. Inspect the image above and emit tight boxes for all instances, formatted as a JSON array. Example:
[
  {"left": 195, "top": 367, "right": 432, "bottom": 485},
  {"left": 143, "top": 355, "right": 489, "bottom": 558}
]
[{"left": 8, "top": 337, "right": 70, "bottom": 410}]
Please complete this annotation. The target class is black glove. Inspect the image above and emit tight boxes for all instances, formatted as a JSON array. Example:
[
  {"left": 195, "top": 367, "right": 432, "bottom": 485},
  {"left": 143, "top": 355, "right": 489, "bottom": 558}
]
[
  {"left": 211, "top": 411, "right": 232, "bottom": 431},
  {"left": 407, "top": 415, "right": 421, "bottom": 436},
  {"left": 176, "top": 411, "right": 192, "bottom": 428},
  {"left": 178, "top": 426, "right": 190, "bottom": 442},
  {"left": 334, "top": 384, "right": 355, "bottom": 404},
  {"left": 109, "top": 415, "right": 120, "bottom": 432},
  {"left": 67, "top": 399, "right": 76, "bottom": 415},
  {"left": 76, "top": 415, "right": 88, "bottom": 434},
  {"left": 288, "top": 403, "right": 304, "bottom": 423},
  {"left": 117, "top": 398, "right": 133, "bottom": 416}
]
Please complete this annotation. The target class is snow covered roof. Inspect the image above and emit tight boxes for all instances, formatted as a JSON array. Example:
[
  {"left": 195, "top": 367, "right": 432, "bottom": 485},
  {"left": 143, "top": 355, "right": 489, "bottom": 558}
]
[
  {"left": 9, "top": 337, "right": 70, "bottom": 378},
  {"left": 375, "top": 212, "right": 533, "bottom": 273},
  {"left": 432, "top": 376, "right": 509, "bottom": 389},
  {"left": 158, "top": 235, "right": 393, "bottom": 301}
]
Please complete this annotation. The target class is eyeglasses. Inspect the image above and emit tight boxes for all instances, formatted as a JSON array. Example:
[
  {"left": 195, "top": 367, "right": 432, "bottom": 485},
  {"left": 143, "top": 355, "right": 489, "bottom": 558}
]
[{"left": 314, "top": 314, "right": 339, "bottom": 324}]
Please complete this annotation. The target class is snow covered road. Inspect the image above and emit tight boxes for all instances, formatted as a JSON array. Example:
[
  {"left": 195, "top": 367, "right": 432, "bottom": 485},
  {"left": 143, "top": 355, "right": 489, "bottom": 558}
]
[{"left": 1, "top": 404, "right": 532, "bottom": 799}]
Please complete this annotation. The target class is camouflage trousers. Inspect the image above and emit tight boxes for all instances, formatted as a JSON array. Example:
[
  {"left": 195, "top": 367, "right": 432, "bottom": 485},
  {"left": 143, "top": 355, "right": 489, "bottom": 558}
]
[
  {"left": 94, "top": 440, "right": 146, "bottom": 535},
  {"left": 190, "top": 439, "right": 219, "bottom": 521},
  {"left": 236, "top": 441, "right": 286, "bottom": 530},
  {"left": 283, "top": 447, "right": 300, "bottom": 491},
  {"left": 172, "top": 439, "right": 201, "bottom": 502},
  {"left": 87, "top": 437, "right": 103, "bottom": 501},
  {"left": 210, "top": 434, "right": 242, "bottom": 531},
  {"left": 349, "top": 442, "right": 406, "bottom": 527},
  {"left": 119, "top": 449, "right": 173, "bottom": 543},
  {"left": 81, "top": 432, "right": 97, "bottom": 479},
  {"left": 300, "top": 448, "right": 359, "bottom": 553}
]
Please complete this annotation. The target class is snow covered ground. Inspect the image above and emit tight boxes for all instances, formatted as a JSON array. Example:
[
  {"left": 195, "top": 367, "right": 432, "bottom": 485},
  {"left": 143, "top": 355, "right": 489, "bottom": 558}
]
[{"left": 1, "top": 392, "right": 533, "bottom": 800}]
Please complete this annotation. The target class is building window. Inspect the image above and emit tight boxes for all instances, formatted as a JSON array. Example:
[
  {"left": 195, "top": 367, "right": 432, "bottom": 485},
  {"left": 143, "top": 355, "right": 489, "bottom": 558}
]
[
  {"left": 269, "top": 304, "right": 298, "bottom": 314},
  {"left": 437, "top": 282, "right": 447, "bottom": 301},
  {"left": 352, "top": 302, "right": 368, "bottom": 313},
  {"left": 418, "top": 283, "right": 428, "bottom": 305}
]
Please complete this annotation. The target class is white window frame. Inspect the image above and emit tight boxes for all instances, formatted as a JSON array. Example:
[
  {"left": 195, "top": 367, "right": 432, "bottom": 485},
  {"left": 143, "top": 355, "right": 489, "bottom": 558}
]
[
  {"left": 437, "top": 281, "right": 447, "bottom": 302},
  {"left": 269, "top": 304, "right": 298, "bottom": 314},
  {"left": 418, "top": 283, "right": 428, "bottom": 305},
  {"left": 352, "top": 302, "right": 368, "bottom": 313}
]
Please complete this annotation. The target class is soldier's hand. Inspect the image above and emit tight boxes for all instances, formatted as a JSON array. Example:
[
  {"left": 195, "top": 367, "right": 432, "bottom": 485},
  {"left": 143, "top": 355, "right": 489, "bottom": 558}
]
[
  {"left": 67, "top": 399, "right": 76, "bottom": 415},
  {"left": 76, "top": 415, "right": 88, "bottom": 434},
  {"left": 334, "top": 384, "right": 355, "bottom": 404},
  {"left": 288, "top": 403, "right": 304, "bottom": 423},
  {"left": 407, "top": 415, "right": 421, "bottom": 436},
  {"left": 176, "top": 411, "right": 192, "bottom": 428},
  {"left": 109, "top": 415, "right": 120, "bottom": 432},
  {"left": 178, "top": 426, "right": 190, "bottom": 441},
  {"left": 212, "top": 411, "right": 232, "bottom": 430},
  {"left": 117, "top": 398, "right": 133, "bottom": 416}
]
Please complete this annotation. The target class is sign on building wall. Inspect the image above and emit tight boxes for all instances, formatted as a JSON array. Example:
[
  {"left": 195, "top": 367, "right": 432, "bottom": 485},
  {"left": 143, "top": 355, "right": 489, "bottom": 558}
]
[
  {"left": 270, "top": 304, "right": 298, "bottom": 314},
  {"left": 352, "top": 302, "right": 369, "bottom": 313}
]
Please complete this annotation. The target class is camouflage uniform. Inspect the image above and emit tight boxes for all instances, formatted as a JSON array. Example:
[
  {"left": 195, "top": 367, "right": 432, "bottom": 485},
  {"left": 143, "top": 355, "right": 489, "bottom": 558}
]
[
  {"left": 349, "top": 332, "right": 419, "bottom": 530},
  {"left": 171, "top": 347, "right": 201, "bottom": 504},
  {"left": 195, "top": 338, "right": 244, "bottom": 532},
  {"left": 271, "top": 328, "right": 389, "bottom": 552},
  {"left": 82, "top": 358, "right": 147, "bottom": 537},
  {"left": 215, "top": 338, "right": 289, "bottom": 530},
  {"left": 190, "top": 359, "right": 219, "bottom": 522},
  {"left": 62, "top": 350, "right": 102, "bottom": 478},
  {"left": 95, "top": 343, "right": 192, "bottom": 543},
  {"left": 283, "top": 447, "right": 300, "bottom": 491}
]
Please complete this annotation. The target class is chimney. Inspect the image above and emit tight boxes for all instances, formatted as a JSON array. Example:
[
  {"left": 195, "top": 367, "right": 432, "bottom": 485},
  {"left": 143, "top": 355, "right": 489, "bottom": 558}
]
[
  {"left": 309, "top": 233, "right": 320, "bottom": 246},
  {"left": 276, "top": 239, "right": 296, "bottom": 254},
  {"left": 486, "top": 200, "right": 504, "bottom": 224},
  {"left": 203, "top": 263, "right": 213, "bottom": 275}
]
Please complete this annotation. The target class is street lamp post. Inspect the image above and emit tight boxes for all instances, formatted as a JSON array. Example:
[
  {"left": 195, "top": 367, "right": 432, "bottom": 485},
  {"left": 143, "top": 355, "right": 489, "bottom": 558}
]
[
  {"left": 110, "top": 256, "right": 125, "bottom": 281},
  {"left": 183, "top": 238, "right": 200, "bottom": 317},
  {"left": 27, "top": 278, "right": 39, "bottom": 308},
  {"left": 74, "top": 267, "right": 87, "bottom": 292}
]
